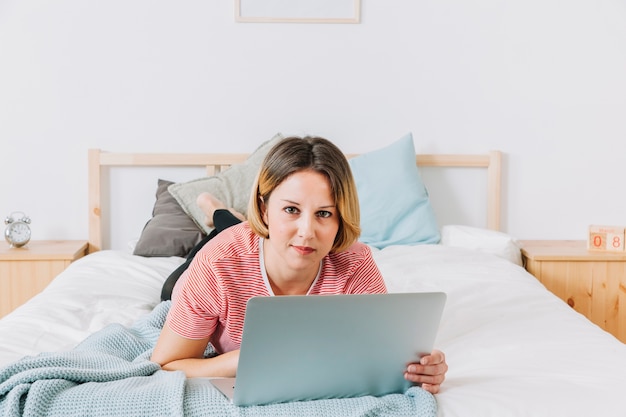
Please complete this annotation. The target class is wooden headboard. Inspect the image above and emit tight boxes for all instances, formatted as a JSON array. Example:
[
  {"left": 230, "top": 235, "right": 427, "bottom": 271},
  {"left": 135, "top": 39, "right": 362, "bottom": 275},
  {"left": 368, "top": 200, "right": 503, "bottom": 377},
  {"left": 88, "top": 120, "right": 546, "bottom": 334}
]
[{"left": 88, "top": 149, "right": 502, "bottom": 253}]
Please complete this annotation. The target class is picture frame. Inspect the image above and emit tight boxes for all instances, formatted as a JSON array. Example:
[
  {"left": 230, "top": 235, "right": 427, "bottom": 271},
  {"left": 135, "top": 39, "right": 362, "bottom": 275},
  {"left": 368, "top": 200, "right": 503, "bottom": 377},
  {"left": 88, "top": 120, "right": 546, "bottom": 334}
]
[{"left": 235, "top": 0, "right": 361, "bottom": 24}]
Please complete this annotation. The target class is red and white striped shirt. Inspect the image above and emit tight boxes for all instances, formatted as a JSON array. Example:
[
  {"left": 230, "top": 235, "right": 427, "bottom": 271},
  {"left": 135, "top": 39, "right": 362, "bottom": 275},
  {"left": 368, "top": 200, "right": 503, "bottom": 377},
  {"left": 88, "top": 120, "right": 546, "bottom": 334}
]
[{"left": 167, "top": 222, "right": 387, "bottom": 354}]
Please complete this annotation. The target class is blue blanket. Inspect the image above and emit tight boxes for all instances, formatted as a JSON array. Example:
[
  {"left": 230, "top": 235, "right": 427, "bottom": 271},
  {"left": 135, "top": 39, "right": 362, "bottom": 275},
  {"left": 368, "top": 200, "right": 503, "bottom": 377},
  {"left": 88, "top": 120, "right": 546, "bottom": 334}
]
[{"left": 0, "top": 302, "right": 437, "bottom": 417}]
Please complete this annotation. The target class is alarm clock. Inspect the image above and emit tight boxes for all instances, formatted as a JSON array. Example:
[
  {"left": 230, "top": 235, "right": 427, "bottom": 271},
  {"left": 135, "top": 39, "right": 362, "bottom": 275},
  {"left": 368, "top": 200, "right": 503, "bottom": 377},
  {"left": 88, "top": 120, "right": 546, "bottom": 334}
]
[{"left": 4, "top": 211, "right": 31, "bottom": 248}]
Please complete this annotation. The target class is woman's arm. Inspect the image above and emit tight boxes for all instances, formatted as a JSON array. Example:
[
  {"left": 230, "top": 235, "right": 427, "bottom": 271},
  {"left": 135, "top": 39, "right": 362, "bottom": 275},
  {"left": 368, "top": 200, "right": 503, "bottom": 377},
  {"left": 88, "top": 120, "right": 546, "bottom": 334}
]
[{"left": 151, "top": 322, "right": 239, "bottom": 378}]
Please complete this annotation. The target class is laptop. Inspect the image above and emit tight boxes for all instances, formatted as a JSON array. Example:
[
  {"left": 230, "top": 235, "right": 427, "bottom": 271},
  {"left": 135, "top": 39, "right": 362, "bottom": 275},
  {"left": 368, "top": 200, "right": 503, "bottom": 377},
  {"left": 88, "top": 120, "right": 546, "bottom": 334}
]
[{"left": 208, "top": 292, "right": 446, "bottom": 406}]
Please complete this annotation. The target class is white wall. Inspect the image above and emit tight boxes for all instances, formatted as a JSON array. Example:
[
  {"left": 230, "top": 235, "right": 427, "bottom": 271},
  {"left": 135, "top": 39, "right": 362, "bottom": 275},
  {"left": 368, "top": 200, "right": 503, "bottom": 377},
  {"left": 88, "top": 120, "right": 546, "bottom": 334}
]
[{"left": 1, "top": 0, "right": 625, "bottom": 247}]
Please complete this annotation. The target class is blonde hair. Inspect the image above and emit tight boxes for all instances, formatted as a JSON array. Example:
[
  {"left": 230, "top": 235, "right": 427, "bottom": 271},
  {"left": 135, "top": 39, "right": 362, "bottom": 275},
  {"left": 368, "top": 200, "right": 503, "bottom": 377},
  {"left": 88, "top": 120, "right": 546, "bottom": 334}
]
[{"left": 247, "top": 136, "right": 360, "bottom": 253}]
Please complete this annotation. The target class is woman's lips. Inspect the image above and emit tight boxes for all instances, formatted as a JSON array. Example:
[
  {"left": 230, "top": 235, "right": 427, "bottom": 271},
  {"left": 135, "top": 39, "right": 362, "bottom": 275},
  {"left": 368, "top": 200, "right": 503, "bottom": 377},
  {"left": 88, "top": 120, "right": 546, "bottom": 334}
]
[{"left": 292, "top": 245, "right": 315, "bottom": 255}]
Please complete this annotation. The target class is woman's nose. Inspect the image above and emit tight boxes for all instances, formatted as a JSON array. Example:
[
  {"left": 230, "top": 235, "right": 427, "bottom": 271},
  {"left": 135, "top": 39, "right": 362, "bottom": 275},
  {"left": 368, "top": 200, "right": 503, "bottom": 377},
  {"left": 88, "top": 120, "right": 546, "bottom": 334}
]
[{"left": 297, "top": 215, "right": 315, "bottom": 238}]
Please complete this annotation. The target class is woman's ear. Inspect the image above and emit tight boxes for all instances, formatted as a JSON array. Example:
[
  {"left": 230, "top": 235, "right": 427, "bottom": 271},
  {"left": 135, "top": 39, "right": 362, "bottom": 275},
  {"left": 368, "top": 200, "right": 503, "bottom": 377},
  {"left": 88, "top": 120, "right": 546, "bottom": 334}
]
[{"left": 259, "top": 196, "right": 268, "bottom": 224}]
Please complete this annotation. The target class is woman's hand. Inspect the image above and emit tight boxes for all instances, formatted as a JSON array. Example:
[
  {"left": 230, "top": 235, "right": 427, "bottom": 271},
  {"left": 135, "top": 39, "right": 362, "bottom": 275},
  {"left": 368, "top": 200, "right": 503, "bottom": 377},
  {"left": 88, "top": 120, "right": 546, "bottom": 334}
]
[{"left": 404, "top": 349, "right": 448, "bottom": 394}]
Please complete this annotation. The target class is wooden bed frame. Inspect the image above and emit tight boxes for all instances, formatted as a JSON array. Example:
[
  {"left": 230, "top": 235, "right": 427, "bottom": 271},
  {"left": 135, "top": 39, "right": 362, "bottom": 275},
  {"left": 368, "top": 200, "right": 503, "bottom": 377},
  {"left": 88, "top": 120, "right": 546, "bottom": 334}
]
[{"left": 87, "top": 149, "right": 503, "bottom": 253}]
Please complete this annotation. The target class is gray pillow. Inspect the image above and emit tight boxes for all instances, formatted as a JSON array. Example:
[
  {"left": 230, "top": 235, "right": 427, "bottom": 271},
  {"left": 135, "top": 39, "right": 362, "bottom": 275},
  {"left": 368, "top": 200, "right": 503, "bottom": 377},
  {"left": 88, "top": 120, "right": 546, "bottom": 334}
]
[
  {"left": 133, "top": 179, "right": 205, "bottom": 257},
  {"left": 168, "top": 133, "right": 283, "bottom": 235}
]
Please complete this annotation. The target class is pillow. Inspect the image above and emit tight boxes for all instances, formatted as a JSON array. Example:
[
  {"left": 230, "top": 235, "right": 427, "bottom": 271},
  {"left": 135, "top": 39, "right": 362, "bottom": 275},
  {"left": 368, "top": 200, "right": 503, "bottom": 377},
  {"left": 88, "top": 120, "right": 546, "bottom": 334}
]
[
  {"left": 133, "top": 179, "right": 206, "bottom": 257},
  {"left": 440, "top": 225, "right": 523, "bottom": 266},
  {"left": 168, "top": 133, "right": 283, "bottom": 235},
  {"left": 349, "top": 133, "right": 440, "bottom": 249}
]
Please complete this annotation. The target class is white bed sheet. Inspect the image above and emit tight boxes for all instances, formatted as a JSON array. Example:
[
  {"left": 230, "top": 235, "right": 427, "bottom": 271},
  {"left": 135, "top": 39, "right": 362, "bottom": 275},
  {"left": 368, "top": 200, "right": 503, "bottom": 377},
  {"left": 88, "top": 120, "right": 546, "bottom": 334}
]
[
  {"left": 373, "top": 245, "right": 626, "bottom": 416},
  {"left": 1, "top": 245, "right": 625, "bottom": 416},
  {"left": 0, "top": 251, "right": 184, "bottom": 367}
]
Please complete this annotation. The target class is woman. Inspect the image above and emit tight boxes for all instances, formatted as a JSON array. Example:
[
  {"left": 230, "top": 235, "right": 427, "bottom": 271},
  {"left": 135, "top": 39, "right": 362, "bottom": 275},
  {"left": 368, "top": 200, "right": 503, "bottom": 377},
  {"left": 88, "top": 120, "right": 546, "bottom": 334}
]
[{"left": 151, "top": 136, "right": 448, "bottom": 394}]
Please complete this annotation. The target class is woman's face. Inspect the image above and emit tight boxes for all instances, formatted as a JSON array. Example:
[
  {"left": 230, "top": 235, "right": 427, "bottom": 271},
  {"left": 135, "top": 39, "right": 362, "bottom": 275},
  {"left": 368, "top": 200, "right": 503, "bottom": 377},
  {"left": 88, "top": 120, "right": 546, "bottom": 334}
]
[{"left": 261, "top": 169, "right": 340, "bottom": 282}]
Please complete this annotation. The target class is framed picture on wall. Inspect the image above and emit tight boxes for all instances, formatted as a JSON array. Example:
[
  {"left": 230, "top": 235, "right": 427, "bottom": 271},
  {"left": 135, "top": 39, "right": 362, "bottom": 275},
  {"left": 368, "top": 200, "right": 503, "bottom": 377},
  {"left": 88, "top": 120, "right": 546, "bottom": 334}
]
[{"left": 235, "top": 0, "right": 361, "bottom": 24}]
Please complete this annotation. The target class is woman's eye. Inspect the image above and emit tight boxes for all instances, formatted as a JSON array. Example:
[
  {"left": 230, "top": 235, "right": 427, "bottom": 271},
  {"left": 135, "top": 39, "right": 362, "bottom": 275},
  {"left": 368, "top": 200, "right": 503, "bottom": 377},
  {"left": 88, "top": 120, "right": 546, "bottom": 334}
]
[
  {"left": 284, "top": 206, "right": 299, "bottom": 214},
  {"left": 317, "top": 210, "right": 332, "bottom": 218}
]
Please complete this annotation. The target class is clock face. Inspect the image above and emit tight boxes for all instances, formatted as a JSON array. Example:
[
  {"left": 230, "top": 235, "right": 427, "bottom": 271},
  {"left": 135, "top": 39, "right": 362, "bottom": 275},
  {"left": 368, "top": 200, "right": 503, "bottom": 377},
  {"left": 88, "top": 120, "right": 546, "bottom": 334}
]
[{"left": 5, "top": 222, "right": 31, "bottom": 247}]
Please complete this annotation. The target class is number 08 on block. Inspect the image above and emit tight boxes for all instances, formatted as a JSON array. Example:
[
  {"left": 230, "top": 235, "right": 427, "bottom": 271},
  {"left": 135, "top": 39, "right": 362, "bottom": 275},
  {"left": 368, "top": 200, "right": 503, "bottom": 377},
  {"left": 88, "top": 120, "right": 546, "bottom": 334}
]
[{"left": 588, "top": 225, "right": 625, "bottom": 252}]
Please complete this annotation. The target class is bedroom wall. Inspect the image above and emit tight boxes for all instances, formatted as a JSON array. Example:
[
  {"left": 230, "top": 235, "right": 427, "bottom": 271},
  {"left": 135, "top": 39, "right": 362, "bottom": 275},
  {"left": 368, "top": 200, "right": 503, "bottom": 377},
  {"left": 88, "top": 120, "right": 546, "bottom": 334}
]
[{"left": 1, "top": 0, "right": 625, "bottom": 249}]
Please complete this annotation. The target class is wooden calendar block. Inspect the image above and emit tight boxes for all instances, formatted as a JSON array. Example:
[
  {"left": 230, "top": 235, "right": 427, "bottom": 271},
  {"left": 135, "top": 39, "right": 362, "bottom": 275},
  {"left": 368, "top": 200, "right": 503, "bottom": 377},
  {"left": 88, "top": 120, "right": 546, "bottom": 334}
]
[{"left": 588, "top": 225, "right": 625, "bottom": 252}]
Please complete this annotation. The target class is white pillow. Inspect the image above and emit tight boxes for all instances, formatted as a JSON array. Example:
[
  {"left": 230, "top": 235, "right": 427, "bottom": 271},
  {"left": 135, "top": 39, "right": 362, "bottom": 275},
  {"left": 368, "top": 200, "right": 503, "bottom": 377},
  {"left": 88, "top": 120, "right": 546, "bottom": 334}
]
[{"left": 440, "top": 225, "right": 523, "bottom": 266}]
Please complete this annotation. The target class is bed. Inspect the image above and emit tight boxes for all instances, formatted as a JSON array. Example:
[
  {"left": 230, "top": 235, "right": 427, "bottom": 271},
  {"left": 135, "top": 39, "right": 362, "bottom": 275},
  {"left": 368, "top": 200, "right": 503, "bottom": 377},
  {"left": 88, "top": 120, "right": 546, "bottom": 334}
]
[{"left": 1, "top": 134, "right": 626, "bottom": 416}]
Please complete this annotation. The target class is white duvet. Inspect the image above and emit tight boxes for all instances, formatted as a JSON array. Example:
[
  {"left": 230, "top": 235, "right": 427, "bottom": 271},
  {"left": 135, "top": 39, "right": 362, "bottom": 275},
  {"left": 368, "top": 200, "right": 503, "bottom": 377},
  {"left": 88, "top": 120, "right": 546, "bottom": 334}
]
[
  {"left": 0, "top": 251, "right": 184, "bottom": 366},
  {"left": 1, "top": 245, "right": 625, "bottom": 416}
]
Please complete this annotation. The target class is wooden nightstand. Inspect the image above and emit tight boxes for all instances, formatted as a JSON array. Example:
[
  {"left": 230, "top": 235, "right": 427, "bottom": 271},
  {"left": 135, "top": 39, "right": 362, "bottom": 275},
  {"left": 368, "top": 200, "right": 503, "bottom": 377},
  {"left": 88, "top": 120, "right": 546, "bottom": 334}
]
[
  {"left": 0, "top": 240, "right": 89, "bottom": 318},
  {"left": 520, "top": 240, "right": 626, "bottom": 343}
]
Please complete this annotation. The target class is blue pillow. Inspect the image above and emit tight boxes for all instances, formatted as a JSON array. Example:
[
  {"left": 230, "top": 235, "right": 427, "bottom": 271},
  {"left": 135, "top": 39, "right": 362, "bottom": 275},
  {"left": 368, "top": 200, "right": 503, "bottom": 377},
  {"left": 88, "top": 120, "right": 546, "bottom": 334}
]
[{"left": 349, "top": 133, "right": 440, "bottom": 249}]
